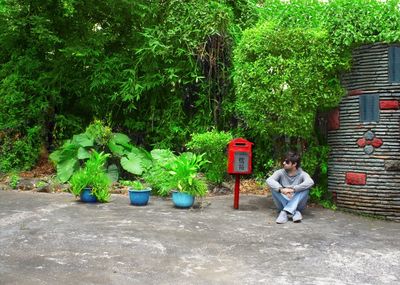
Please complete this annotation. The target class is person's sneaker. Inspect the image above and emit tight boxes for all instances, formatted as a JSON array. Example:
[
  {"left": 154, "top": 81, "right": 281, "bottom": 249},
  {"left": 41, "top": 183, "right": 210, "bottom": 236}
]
[
  {"left": 276, "top": 210, "right": 288, "bottom": 224},
  {"left": 292, "top": 211, "right": 303, "bottom": 223}
]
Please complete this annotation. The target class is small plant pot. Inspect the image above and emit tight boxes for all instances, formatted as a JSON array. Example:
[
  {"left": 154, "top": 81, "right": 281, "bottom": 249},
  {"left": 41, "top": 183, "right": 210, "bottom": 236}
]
[
  {"left": 80, "top": 187, "right": 97, "bottom": 203},
  {"left": 172, "top": 191, "right": 195, "bottom": 208},
  {"left": 128, "top": 188, "right": 151, "bottom": 206}
]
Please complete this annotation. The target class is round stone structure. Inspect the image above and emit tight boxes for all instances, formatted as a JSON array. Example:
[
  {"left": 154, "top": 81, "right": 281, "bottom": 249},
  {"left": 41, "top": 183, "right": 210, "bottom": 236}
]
[{"left": 328, "top": 43, "right": 400, "bottom": 221}]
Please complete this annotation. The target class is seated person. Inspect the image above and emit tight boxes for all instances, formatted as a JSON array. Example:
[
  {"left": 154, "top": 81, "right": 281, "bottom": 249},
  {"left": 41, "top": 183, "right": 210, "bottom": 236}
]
[{"left": 266, "top": 151, "right": 314, "bottom": 224}]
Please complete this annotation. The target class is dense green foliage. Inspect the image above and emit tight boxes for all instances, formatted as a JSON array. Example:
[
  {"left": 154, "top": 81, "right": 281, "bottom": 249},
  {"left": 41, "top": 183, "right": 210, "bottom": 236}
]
[
  {"left": 234, "top": 0, "right": 400, "bottom": 176},
  {"left": 2, "top": 0, "right": 400, "bottom": 208},
  {"left": 233, "top": 0, "right": 400, "bottom": 206},
  {"left": 0, "top": 0, "right": 256, "bottom": 171},
  {"left": 0, "top": 126, "right": 42, "bottom": 172},
  {"left": 234, "top": 0, "right": 400, "bottom": 143},
  {"left": 302, "top": 145, "right": 335, "bottom": 209},
  {"left": 234, "top": 22, "right": 348, "bottom": 138},
  {"left": 186, "top": 130, "right": 232, "bottom": 184}
]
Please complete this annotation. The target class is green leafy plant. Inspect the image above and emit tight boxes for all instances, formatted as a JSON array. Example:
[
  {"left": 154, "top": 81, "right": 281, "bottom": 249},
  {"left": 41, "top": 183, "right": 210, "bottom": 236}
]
[
  {"left": 310, "top": 186, "right": 337, "bottom": 210},
  {"left": 173, "top": 176, "right": 208, "bottom": 197},
  {"left": 142, "top": 149, "right": 178, "bottom": 195},
  {"left": 129, "top": 181, "right": 145, "bottom": 190},
  {"left": 36, "top": 181, "right": 47, "bottom": 188},
  {"left": 69, "top": 150, "right": 111, "bottom": 203},
  {"left": 0, "top": 127, "right": 42, "bottom": 173},
  {"left": 310, "top": 185, "right": 324, "bottom": 201},
  {"left": 143, "top": 150, "right": 209, "bottom": 197},
  {"left": 52, "top": 114, "right": 84, "bottom": 148},
  {"left": 119, "top": 180, "right": 135, "bottom": 187},
  {"left": 50, "top": 120, "right": 152, "bottom": 183},
  {"left": 262, "top": 157, "right": 282, "bottom": 180},
  {"left": 120, "top": 147, "right": 153, "bottom": 177},
  {"left": 85, "top": 120, "right": 113, "bottom": 147},
  {"left": 234, "top": 21, "right": 349, "bottom": 140},
  {"left": 9, "top": 173, "right": 20, "bottom": 189},
  {"left": 186, "top": 130, "right": 232, "bottom": 184},
  {"left": 302, "top": 145, "right": 330, "bottom": 178},
  {"left": 160, "top": 152, "right": 209, "bottom": 197},
  {"left": 121, "top": 180, "right": 148, "bottom": 191},
  {"left": 302, "top": 145, "right": 334, "bottom": 208}
]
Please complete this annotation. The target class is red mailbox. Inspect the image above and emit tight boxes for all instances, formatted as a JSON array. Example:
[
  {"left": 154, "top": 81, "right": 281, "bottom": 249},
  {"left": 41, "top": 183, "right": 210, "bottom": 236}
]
[
  {"left": 227, "top": 138, "right": 253, "bottom": 209},
  {"left": 227, "top": 138, "right": 253, "bottom": 175}
]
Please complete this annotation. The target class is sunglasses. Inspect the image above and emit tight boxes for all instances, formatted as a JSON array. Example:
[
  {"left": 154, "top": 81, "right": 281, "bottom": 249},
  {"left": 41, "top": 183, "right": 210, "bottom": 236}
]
[{"left": 283, "top": 159, "right": 291, "bottom": 164}]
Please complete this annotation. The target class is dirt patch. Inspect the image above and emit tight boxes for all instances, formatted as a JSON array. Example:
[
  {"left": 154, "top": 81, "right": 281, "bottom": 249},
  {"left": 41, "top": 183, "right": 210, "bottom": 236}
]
[
  {"left": 239, "top": 179, "right": 269, "bottom": 195},
  {"left": 20, "top": 156, "right": 55, "bottom": 178},
  {"left": 209, "top": 178, "right": 269, "bottom": 196}
]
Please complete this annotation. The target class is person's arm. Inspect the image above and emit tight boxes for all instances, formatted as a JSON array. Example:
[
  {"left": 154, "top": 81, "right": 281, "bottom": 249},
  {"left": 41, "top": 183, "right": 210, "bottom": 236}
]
[
  {"left": 266, "top": 170, "right": 284, "bottom": 192},
  {"left": 292, "top": 171, "right": 314, "bottom": 192}
]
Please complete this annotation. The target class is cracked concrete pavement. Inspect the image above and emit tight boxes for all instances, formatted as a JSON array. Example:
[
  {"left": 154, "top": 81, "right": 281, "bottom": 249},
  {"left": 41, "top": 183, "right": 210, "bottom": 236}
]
[{"left": 0, "top": 190, "right": 399, "bottom": 285}]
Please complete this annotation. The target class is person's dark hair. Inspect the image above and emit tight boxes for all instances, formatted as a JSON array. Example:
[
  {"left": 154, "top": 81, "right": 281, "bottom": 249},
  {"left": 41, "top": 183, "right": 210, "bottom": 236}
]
[{"left": 285, "top": 151, "right": 301, "bottom": 169}]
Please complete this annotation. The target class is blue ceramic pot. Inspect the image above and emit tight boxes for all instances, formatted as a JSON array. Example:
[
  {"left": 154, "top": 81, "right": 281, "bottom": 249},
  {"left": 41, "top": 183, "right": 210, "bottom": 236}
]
[
  {"left": 128, "top": 188, "right": 151, "bottom": 206},
  {"left": 80, "top": 187, "right": 97, "bottom": 203},
  {"left": 172, "top": 191, "right": 195, "bottom": 208}
]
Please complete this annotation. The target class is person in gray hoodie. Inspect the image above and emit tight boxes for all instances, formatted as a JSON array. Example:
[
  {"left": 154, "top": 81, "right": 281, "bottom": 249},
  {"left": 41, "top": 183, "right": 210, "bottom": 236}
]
[{"left": 266, "top": 151, "right": 314, "bottom": 224}]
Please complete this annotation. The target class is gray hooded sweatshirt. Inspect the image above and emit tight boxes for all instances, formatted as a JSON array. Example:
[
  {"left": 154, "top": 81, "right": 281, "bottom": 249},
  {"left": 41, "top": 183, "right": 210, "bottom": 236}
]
[{"left": 266, "top": 168, "right": 314, "bottom": 193}]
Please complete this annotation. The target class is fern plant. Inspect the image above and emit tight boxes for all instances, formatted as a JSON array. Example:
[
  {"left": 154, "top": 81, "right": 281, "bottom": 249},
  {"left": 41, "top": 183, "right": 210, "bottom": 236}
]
[
  {"left": 160, "top": 152, "right": 209, "bottom": 197},
  {"left": 69, "top": 150, "right": 111, "bottom": 203}
]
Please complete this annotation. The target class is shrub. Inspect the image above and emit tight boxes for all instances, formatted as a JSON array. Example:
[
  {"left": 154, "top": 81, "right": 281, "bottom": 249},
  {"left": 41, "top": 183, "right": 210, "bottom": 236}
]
[
  {"left": 310, "top": 185, "right": 337, "bottom": 210},
  {"left": 233, "top": 21, "right": 348, "bottom": 140},
  {"left": 302, "top": 145, "right": 335, "bottom": 209},
  {"left": 0, "top": 127, "right": 42, "bottom": 173},
  {"left": 186, "top": 130, "right": 232, "bottom": 184},
  {"left": 301, "top": 145, "right": 329, "bottom": 178},
  {"left": 9, "top": 173, "right": 20, "bottom": 189},
  {"left": 51, "top": 115, "right": 84, "bottom": 149}
]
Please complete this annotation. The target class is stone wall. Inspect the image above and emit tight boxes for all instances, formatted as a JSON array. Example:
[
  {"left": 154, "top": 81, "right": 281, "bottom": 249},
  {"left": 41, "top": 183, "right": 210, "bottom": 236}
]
[{"left": 328, "top": 43, "right": 400, "bottom": 221}]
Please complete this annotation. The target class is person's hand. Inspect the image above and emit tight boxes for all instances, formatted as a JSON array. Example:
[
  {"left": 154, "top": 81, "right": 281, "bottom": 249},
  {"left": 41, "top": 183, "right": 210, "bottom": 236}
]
[
  {"left": 285, "top": 192, "right": 293, "bottom": 199},
  {"left": 281, "top": 188, "right": 294, "bottom": 199}
]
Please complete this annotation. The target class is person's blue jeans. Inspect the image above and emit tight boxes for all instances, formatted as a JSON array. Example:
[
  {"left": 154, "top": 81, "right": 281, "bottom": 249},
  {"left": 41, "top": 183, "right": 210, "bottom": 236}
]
[{"left": 271, "top": 189, "right": 309, "bottom": 215}]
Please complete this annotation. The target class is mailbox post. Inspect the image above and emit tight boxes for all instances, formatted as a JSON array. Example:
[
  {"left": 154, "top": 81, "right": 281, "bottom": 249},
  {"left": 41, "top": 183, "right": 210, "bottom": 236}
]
[{"left": 227, "top": 138, "right": 253, "bottom": 209}]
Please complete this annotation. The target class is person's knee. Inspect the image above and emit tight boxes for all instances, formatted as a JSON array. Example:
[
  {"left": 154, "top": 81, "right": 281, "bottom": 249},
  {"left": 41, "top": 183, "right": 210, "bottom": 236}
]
[
  {"left": 294, "top": 190, "right": 309, "bottom": 199},
  {"left": 296, "top": 190, "right": 310, "bottom": 211},
  {"left": 271, "top": 191, "right": 285, "bottom": 210}
]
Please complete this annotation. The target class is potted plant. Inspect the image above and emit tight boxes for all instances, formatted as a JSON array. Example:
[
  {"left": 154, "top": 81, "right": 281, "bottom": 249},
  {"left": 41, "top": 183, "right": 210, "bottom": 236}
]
[
  {"left": 126, "top": 180, "right": 152, "bottom": 206},
  {"left": 69, "top": 150, "right": 111, "bottom": 203},
  {"left": 171, "top": 176, "right": 208, "bottom": 208},
  {"left": 160, "top": 152, "right": 209, "bottom": 208}
]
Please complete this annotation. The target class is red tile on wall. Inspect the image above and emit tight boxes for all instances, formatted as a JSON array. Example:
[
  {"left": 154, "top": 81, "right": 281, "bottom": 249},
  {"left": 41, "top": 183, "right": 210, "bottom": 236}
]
[
  {"left": 345, "top": 172, "right": 367, "bottom": 185},
  {"left": 379, "top": 100, "right": 399, "bottom": 110}
]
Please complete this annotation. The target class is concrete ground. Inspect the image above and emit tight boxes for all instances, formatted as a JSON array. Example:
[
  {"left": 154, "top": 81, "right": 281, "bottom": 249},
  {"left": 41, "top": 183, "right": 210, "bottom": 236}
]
[{"left": 0, "top": 190, "right": 399, "bottom": 285}]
